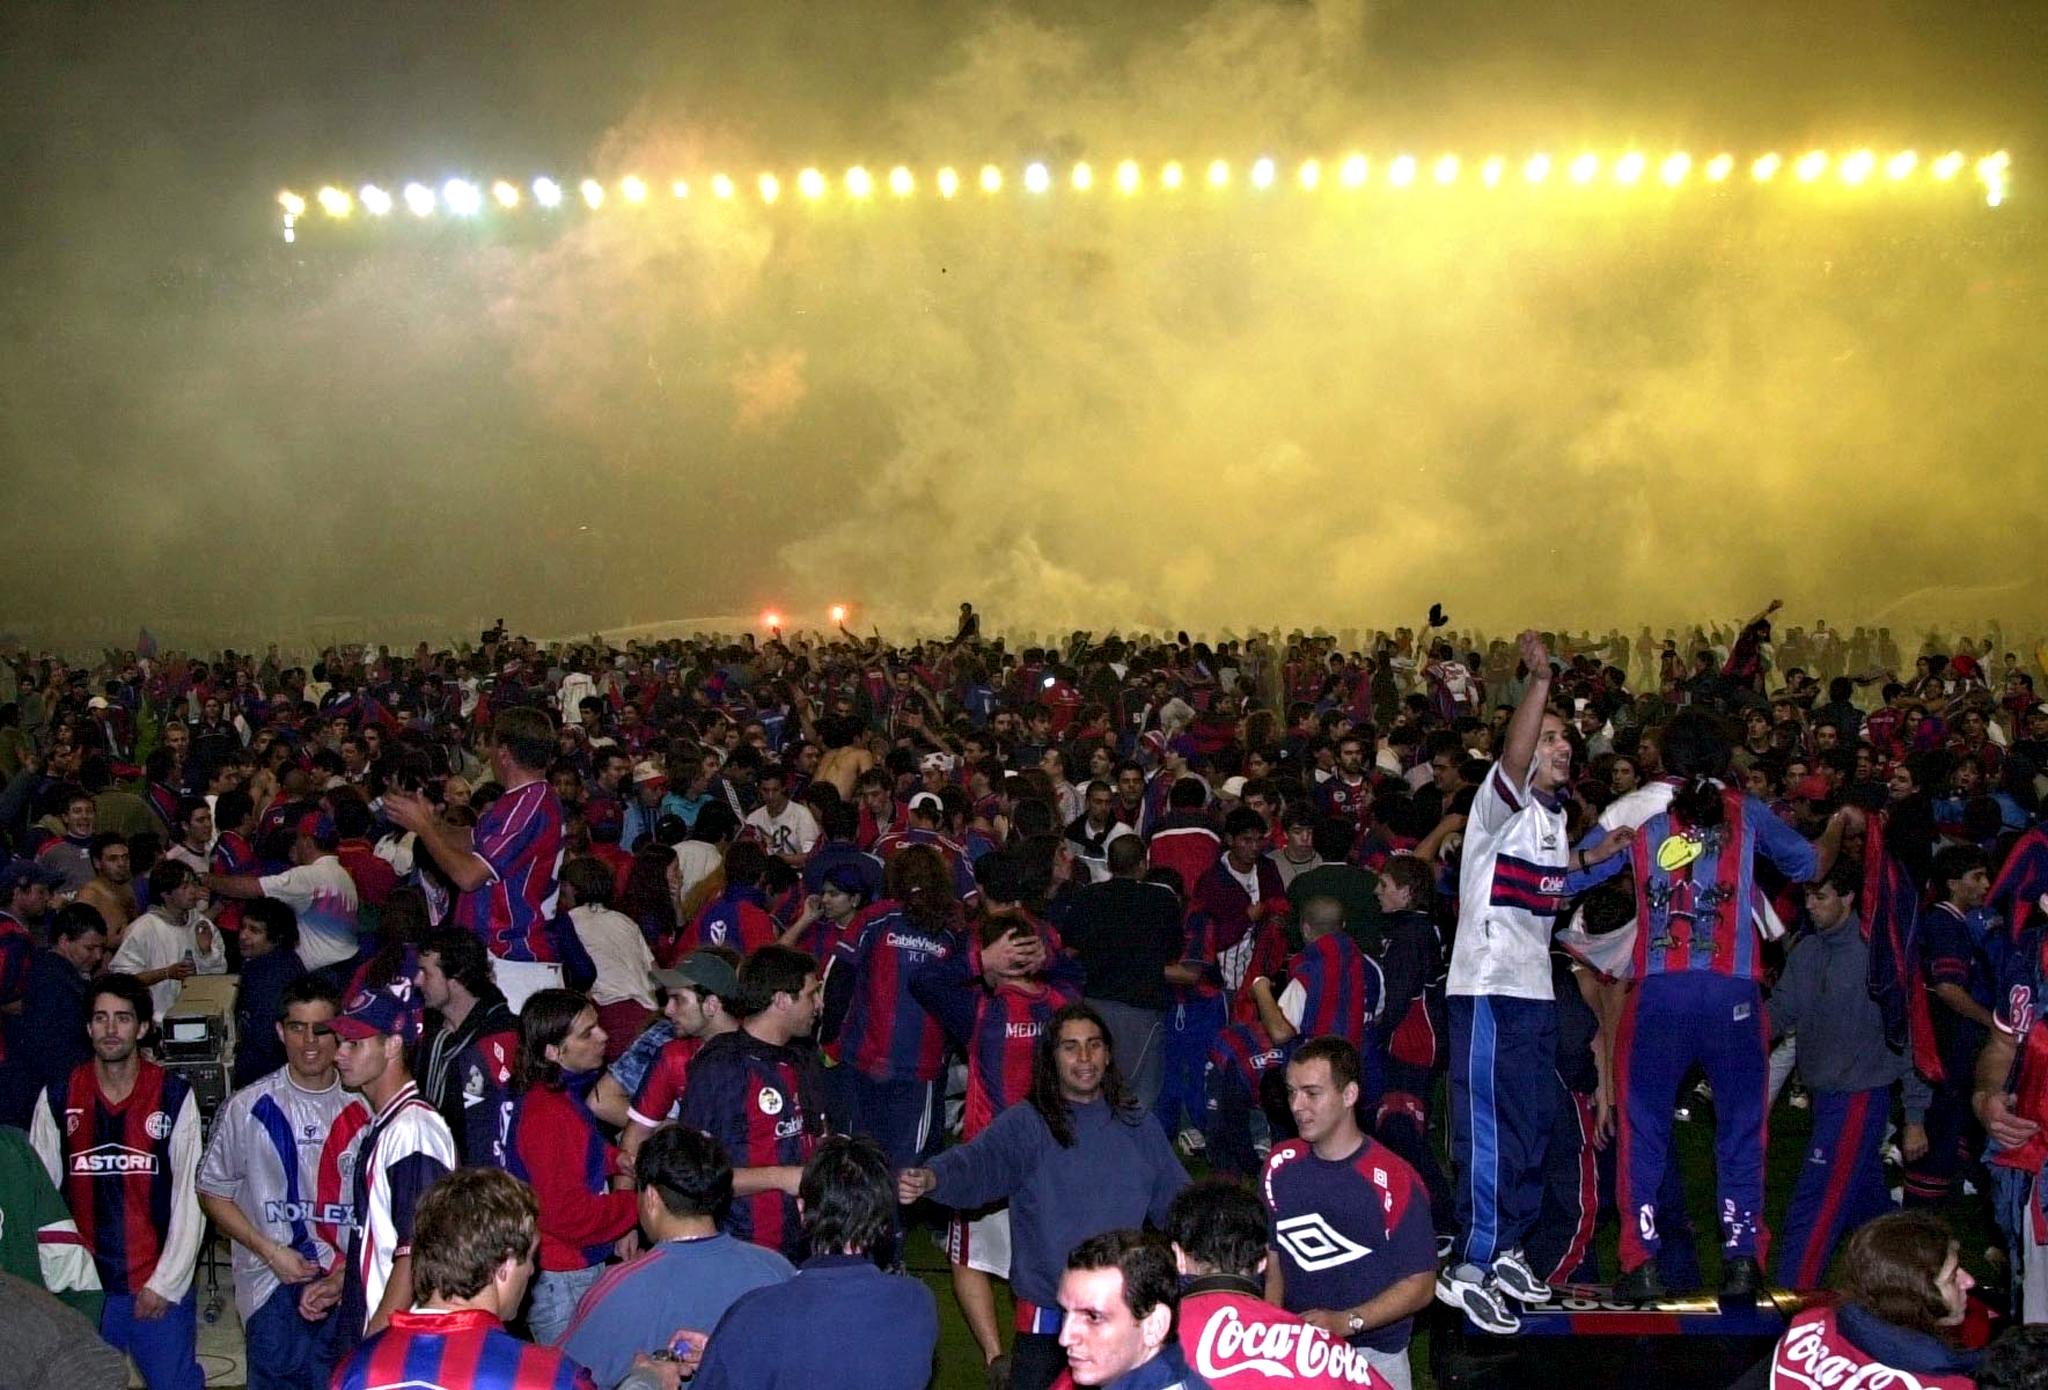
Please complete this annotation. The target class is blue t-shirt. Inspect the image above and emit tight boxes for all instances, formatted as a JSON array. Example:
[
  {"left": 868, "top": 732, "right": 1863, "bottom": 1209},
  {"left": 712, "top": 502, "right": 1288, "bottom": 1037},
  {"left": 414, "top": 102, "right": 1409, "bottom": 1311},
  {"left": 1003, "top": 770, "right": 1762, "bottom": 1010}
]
[
  {"left": 1260, "top": 1136, "right": 1436, "bottom": 1354},
  {"left": 694, "top": 1255, "right": 937, "bottom": 1390},
  {"left": 559, "top": 1233, "right": 793, "bottom": 1387}
]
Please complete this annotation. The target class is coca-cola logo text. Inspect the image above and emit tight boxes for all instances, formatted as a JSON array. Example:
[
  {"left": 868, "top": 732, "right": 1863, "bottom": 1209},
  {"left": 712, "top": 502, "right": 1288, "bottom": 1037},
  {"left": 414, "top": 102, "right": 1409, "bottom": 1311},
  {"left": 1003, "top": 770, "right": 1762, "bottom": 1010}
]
[{"left": 1192, "top": 1305, "right": 1380, "bottom": 1386}]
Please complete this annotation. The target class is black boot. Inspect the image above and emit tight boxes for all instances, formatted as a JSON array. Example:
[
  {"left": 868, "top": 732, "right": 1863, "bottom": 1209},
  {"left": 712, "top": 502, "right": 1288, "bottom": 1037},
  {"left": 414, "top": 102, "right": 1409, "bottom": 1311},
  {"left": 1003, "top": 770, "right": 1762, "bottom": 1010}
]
[
  {"left": 1720, "top": 1257, "right": 1763, "bottom": 1301},
  {"left": 1614, "top": 1262, "right": 1668, "bottom": 1302}
]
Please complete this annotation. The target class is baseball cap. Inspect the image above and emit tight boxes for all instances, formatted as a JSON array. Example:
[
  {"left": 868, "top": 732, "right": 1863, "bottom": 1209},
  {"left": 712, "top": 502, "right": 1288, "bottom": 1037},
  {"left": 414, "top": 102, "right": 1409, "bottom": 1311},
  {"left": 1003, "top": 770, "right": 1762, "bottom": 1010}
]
[
  {"left": 632, "top": 759, "right": 668, "bottom": 786},
  {"left": 652, "top": 952, "right": 740, "bottom": 1000},
  {"left": 0, "top": 860, "right": 63, "bottom": 896},
  {"left": 87, "top": 696, "right": 110, "bottom": 711},
  {"left": 908, "top": 791, "right": 943, "bottom": 815},
  {"left": 330, "top": 981, "right": 424, "bottom": 1043},
  {"left": 1219, "top": 776, "right": 1249, "bottom": 800},
  {"left": 1788, "top": 774, "right": 1832, "bottom": 802}
]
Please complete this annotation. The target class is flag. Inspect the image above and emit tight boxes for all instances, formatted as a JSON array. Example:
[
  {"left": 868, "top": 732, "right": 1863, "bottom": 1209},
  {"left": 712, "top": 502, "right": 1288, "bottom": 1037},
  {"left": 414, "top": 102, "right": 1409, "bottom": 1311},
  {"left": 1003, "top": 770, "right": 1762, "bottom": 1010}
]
[
  {"left": 1861, "top": 812, "right": 1943, "bottom": 1083},
  {"left": 1989, "top": 825, "right": 2048, "bottom": 943}
]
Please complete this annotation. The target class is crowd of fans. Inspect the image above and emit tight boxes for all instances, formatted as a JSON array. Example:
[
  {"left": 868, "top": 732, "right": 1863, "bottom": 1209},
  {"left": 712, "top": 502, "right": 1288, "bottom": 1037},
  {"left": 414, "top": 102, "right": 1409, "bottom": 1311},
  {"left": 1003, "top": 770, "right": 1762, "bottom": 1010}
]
[{"left": 2, "top": 603, "right": 2047, "bottom": 1390}]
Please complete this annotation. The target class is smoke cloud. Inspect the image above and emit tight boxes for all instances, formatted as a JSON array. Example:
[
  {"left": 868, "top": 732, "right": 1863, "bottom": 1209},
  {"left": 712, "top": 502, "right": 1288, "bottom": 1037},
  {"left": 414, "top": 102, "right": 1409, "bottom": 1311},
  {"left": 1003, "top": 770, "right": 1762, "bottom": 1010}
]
[{"left": 0, "top": 0, "right": 2041, "bottom": 650}]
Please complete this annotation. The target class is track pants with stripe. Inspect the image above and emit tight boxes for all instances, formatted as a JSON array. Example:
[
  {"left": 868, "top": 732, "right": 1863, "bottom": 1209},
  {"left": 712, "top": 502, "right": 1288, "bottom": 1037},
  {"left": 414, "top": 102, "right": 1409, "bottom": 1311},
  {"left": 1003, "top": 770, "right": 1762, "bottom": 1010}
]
[
  {"left": 1618, "top": 973, "right": 1770, "bottom": 1272},
  {"left": 1776, "top": 1087, "right": 1895, "bottom": 1288},
  {"left": 1156, "top": 996, "right": 1225, "bottom": 1140},
  {"left": 1449, "top": 994, "right": 1556, "bottom": 1267}
]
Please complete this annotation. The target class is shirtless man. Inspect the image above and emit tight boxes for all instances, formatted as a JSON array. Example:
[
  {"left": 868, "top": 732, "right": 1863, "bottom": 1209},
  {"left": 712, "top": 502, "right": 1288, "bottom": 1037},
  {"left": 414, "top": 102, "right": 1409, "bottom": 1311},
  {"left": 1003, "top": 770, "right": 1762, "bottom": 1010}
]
[
  {"left": 75, "top": 833, "right": 137, "bottom": 948},
  {"left": 811, "top": 712, "right": 875, "bottom": 801}
]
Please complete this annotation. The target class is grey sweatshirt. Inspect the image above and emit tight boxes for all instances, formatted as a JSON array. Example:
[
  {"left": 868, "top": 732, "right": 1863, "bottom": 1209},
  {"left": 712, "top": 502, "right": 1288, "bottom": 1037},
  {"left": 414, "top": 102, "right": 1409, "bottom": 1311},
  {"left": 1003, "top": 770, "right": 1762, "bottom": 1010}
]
[{"left": 1769, "top": 914, "right": 1931, "bottom": 1122}]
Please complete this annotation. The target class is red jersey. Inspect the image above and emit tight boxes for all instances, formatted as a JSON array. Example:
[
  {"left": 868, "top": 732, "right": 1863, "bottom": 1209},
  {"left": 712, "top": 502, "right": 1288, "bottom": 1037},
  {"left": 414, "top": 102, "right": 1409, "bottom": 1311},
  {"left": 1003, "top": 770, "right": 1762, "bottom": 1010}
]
[
  {"left": 963, "top": 979, "right": 1080, "bottom": 1139},
  {"left": 626, "top": 1033, "right": 708, "bottom": 1128}
]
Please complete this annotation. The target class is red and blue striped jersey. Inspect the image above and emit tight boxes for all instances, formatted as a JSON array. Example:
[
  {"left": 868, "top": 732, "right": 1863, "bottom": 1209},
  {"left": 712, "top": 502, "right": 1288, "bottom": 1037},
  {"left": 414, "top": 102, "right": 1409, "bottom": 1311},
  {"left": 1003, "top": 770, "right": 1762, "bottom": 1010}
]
[
  {"left": 1623, "top": 788, "right": 1819, "bottom": 981},
  {"left": 677, "top": 1030, "right": 823, "bottom": 1261},
  {"left": 869, "top": 828, "right": 980, "bottom": 901},
  {"left": 833, "top": 901, "right": 963, "bottom": 1083},
  {"left": 210, "top": 830, "right": 258, "bottom": 936},
  {"left": 456, "top": 780, "right": 565, "bottom": 963},
  {"left": 964, "top": 980, "right": 1081, "bottom": 1139},
  {"left": 626, "top": 1033, "right": 707, "bottom": 1128},
  {"left": 1990, "top": 826, "right": 2048, "bottom": 943},
  {"left": 677, "top": 886, "right": 779, "bottom": 956},
  {"left": 332, "top": 1308, "right": 597, "bottom": 1390},
  {"left": 46, "top": 1060, "right": 193, "bottom": 1293},
  {"left": 1288, "top": 933, "right": 1378, "bottom": 1049}
]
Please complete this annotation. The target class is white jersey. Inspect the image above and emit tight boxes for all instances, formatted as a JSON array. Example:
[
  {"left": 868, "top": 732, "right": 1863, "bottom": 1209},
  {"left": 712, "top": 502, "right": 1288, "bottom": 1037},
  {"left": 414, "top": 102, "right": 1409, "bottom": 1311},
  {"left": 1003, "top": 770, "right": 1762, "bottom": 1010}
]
[
  {"left": 1447, "top": 762, "right": 1569, "bottom": 1001},
  {"left": 344, "top": 1081, "right": 455, "bottom": 1332},
  {"left": 197, "top": 1069, "right": 371, "bottom": 1321},
  {"left": 744, "top": 801, "right": 821, "bottom": 858}
]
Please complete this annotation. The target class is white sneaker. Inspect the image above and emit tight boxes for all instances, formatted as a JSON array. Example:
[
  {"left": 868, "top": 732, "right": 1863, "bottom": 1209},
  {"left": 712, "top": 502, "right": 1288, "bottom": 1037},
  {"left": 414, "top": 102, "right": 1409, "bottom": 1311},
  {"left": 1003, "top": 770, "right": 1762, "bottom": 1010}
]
[
  {"left": 1176, "top": 1126, "right": 1207, "bottom": 1155},
  {"left": 1490, "top": 1248, "right": 1552, "bottom": 1304},
  {"left": 1436, "top": 1263, "right": 1521, "bottom": 1334}
]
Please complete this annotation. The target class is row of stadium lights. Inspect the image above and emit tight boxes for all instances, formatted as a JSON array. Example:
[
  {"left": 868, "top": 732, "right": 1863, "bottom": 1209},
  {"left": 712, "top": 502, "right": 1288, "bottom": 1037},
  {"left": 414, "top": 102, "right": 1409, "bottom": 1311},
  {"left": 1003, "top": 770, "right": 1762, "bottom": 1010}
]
[{"left": 277, "top": 148, "right": 2012, "bottom": 241}]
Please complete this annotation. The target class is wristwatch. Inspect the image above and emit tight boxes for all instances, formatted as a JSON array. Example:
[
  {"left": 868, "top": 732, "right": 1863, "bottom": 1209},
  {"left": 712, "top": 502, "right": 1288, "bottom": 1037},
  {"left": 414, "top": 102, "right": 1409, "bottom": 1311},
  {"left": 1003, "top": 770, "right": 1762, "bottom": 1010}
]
[{"left": 1346, "top": 1313, "right": 1365, "bottom": 1335}]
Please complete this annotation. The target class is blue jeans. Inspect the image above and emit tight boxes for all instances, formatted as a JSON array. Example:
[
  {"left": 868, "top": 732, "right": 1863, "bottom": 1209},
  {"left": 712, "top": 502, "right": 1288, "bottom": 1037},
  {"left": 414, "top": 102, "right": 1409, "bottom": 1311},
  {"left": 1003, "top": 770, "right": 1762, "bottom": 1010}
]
[
  {"left": 246, "top": 1284, "right": 348, "bottom": 1390},
  {"left": 527, "top": 1263, "right": 607, "bottom": 1347},
  {"left": 101, "top": 1290, "right": 203, "bottom": 1390}
]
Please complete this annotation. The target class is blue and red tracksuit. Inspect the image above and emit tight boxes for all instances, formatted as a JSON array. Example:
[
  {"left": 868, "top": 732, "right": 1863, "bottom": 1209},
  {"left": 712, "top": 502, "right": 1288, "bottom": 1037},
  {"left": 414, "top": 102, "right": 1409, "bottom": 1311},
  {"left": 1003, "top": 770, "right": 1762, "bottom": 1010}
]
[
  {"left": 832, "top": 901, "right": 962, "bottom": 1169},
  {"left": 678, "top": 1030, "right": 824, "bottom": 1262},
  {"left": 332, "top": 1309, "right": 595, "bottom": 1390},
  {"left": 1578, "top": 787, "right": 1819, "bottom": 1272},
  {"left": 1201, "top": 1021, "right": 1292, "bottom": 1178},
  {"left": 1372, "top": 909, "right": 1452, "bottom": 1235},
  {"left": 503, "top": 1079, "right": 639, "bottom": 1273},
  {"left": 1908, "top": 902, "right": 1999, "bottom": 1205},
  {"left": 674, "top": 884, "right": 780, "bottom": 958}
]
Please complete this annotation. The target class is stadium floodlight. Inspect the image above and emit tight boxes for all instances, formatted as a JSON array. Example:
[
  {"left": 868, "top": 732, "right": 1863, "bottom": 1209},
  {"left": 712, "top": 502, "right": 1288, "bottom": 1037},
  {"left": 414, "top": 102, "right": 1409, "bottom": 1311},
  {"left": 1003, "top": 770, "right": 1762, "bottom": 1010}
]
[
  {"left": 711, "top": 174, "right": 735, "bottom": 199},
  {"left": 491, "top": 180, "right": 519, "bottom": 209},
  {"left": 1840, "top": 149, "right": 1875, "bottom": 185},
  {"left": 620, "top": 175, "right": 648, "bottom": 203},
  {"left": 980, "top": 164, "right": 1002, "bottom": 193},
  {"left": 1071, "top": 161, "right": 1093, "bottom": 191},
  {"left": 1118, "top": 159, "right": 1141, "bottom": 193},
  {"left": 1524, "top": 153, "right": 1552, "bottom": 183},
  {"left": 1615, "top": 152, "right": 1645, "bottom": 184},
  {"left": 442, "top": 179, "right": 482, "bottom": 215},
  {"left": 1389, "top": 155, "right": 1416, "bottom": 187},
  {"left": 579, "top": 178, "right": 605, "bottom": 208},
  {"left": 845, "top": 166, "right": 873, "bottom": 198},
  {"left": 758, "top": 173, "right": 780, "bottom": 203},
  {"left": 1931, "top": 151, "right": 1964, "bottom": 180},
  {"left": 889, "top": 165, "right": 914, "bottom": 197},
  {"left": 360, "top": 184, "right": 394, "bottom": 215},
  {"left": 1886, "top": 150, "right": 1917, "bottom": 179},
  {"left": 937, "top": 166, "right": 960, "bottom": 197},
  {"left": 798, "top": 168, "right": 827, "bottom": 199},
  {"left": 1660, "top": 152, "right": 1690, "bottom": 186},
  {"left": 1480, "top": 157, "right": 1503, "bottom": 187},
  {"left": 1207, "top": 158, "right": 1229, "bottom": 187},
  {"left": 1251, "top": 157, "right": 1276, "bottom": 189},
  {"left": 1298, "top": 159, "right": 1321, "bottom": 190},
  {"left": 1569, "top": 152, "right": 1599, "bottom": 183},
  {"left": 1751, "top": 152, "right": 1782, "bottom": 181},
  {"left": 829, "top": 604, "right": 848, "bottom": 624},
  {"left": 1433, "top": 154, "right": 1459, "bottom": 185},
  {"left": 1705, "top": 153, "right": 1734, "bottom": 182},
  {"left": 532, "top": 178, "right": 562, "bottom": 207},
  {"left": 278, "top": 190, "right": 307, "bottom": 217},
  {"left": 671, "top": 179, "right": 689, "bottom": 198},
  {"left": 1161, "top": 160, "right": 1185, "bottom": 189},
  {"left": 1794, "top": 150, "right": 1828, "bottom": 182},
  {"left": 1340, "top": 153, "right": 1368, "bottom": 187},
  {"left": 404, "top": 182, "right": 437, "bottom": 216},
  {"left": 1024, "top": 162, "right": 1051, "bottom": 194},
  {"left": 317, "top": 186, "right": 352, "bottom": 217}
]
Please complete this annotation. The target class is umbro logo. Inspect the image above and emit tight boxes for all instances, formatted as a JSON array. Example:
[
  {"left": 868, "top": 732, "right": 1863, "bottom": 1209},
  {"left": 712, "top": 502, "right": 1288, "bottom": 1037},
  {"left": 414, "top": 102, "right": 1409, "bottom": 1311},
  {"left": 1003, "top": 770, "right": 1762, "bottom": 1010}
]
[{"left": 1274, "top": 1213, "right": 1372, "bottom": 1271}]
